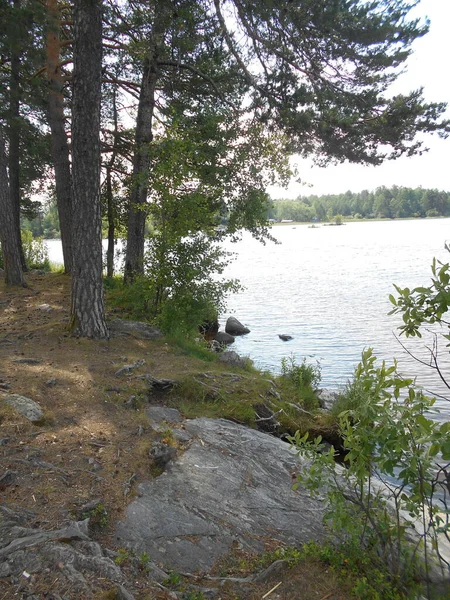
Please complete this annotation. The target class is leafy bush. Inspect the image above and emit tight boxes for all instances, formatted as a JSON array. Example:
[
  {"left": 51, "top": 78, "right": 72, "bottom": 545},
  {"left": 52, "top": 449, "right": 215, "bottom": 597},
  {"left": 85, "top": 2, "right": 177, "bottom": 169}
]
[
  {"left": 291, "top": 348, "right": 450, "bottom": 597},
  {"left": 0, "top": 230, "right": 50, "bottom": 271},
  {"left": 300, "top": 540, "right": 416, "bottom": 600},
  {"left": 21, "top": 230, "right": 50, "bottom": 270},
  {"left": 389, "top": 251, "right": 450, "bottom": 342},
  {"left": 329, "top": 377, "right": 368, "bottom": 419},
  {"left": 281, "top": 355, "right": 321, "bottom": 391},
  {"left": 144, "top": 232, "right": 240, "bottom": 335}
]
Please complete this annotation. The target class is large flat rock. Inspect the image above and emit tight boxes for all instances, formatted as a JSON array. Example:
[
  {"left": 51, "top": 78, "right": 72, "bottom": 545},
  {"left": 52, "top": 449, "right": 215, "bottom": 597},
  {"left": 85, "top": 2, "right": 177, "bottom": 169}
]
[{"left": 115, "top": 418, "right": 327, "bottom": 572}]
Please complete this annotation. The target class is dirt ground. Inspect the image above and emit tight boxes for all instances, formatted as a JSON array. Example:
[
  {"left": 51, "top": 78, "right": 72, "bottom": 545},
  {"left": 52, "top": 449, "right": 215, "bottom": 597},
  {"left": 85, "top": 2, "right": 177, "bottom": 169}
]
[{"left": 0, "top": 273, "right": 351, "bottom": 600}]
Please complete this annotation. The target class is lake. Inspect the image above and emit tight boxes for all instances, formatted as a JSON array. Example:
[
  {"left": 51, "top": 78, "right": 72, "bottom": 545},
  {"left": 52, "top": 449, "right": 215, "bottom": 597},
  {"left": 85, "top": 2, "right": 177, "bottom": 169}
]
[
  {"left": 45, "top": 219, "right": 450, "bottom": 415},
  {"left": 220, "top": 219, "right": 450, "bottom": 415}
]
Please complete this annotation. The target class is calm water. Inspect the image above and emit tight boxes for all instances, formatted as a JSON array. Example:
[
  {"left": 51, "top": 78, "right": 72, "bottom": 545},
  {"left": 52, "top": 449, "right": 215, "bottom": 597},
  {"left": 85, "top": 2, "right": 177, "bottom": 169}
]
[{"left": 46, "top": 219, "right": 450, "bottom": 414}]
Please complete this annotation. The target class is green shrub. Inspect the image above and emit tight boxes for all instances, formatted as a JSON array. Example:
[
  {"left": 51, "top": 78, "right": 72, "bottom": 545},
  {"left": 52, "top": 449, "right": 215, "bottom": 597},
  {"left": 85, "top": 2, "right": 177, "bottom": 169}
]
[
  {"left": 291, "top": 348, "right": 450, "bottom": 598},
  {"left": 0, "top": 231, "right": 50, "bottom": 271},
  {"left": 329, "top": 377, "right": 367, "bottom": 419},
  {"left": 280, "top": 355, "right": 321, "bottom": 391},
  {"left": 21, "top": 230, "right": 50, "bottom": 270}
]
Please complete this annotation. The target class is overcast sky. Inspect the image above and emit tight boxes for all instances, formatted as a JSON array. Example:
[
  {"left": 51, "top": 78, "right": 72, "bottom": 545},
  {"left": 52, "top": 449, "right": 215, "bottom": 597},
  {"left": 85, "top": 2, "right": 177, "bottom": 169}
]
[{"left": 268, "top": 0, "right": 450, "bottom": 198}]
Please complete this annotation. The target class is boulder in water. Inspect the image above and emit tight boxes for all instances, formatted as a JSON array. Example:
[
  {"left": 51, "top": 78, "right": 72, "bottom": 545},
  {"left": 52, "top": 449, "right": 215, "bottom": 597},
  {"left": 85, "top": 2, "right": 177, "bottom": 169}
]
[{"left": 225, "top": 316, "right": 250, "bottom": 335}]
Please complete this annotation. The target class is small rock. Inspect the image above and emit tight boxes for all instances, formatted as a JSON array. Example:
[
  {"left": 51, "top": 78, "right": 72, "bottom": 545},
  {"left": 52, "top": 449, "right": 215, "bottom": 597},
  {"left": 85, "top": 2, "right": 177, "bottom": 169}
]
[
  {"left": 45, "top": 378, "right": 57, "bottom": 387},
  {"left": 215, "top": 331, "right": 235, "bottom": 345},
  {"left": 115, "top": 359, "right": 145, "bottom": 377},
  {"left": 88, "top": 458, "right": 103, "bottom": 471},
  {"left": 149, "top": 442, "right": 177, "bottom": 471},
  {"left": 115, "top": 584, "right": 136, "bottom": 600},
  {"left": 0, "top": 438, "right": 11, "bottom": 445},
  {"left": 0, "top": 470, "right": 17, "bottom": 488},
  {"left": 208, "top": 340, "right": 222, "bottom": 352},
  {"left": 146, "top": 406, "right": 182, "bottom": 424},
  {"left": 317, "top": 388, "right": 340, "bottom": 411},
  {"left": 80, "top": 498, "right": 103, "bottom": 513},
  {"left": 2, "top": 394, "right": 44, "bottom": 423},
  {"left": 12, "top": 358, "right": 41, "bottom": 365},
  {"left": 109, "top": 319, "right": 163, "bottom": 340},
  {"left": 218, "top": 351, "right": 250, "bottom": 369},
  {"left": 278, "top": 334, "right": 293, "bottom": 341},
  {"left": 225, "top": 316, "right": 250, "bottom": 335},
  {"left": 252, "top": 559, "right": 290, "bottom": 583},
  {"left": 0, "top": 382, "right": 11, "bottom": 390},
  {"left": 37, "top": 304, "right": 52, "bottom": 312}
]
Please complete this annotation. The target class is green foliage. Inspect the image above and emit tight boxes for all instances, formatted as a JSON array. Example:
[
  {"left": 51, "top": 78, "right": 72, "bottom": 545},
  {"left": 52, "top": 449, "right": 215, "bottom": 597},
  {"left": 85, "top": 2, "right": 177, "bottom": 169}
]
[
  {"left": 83, "top": 503, "right": 108, "bottom": 531},
  {"left": 389, "top": 250, "right": 450, "bottom": 343},
  {"left": 291, "top": 348, "right": 450, "bottom": 595},
  {"left": 114, "top": 547, "right": 131, "bottom": 566},
  {"left": 145, "top": 234, "right": 240, "bottom": 335},
  {"left": 139, "top": 551, "right": 150, "bottom": 571},
  {"left": 300, "top": 540, "right": 417, "bottom": 600},
  {"left": 21, "top": 230, "right": 50, "bottom": 270},
  {"left": 180, "top": 592, "right": 206, "bottom": 600},
  {"left": 165, "top": 333, "right": 217, "bottom": 363},
  {"left": 329, "top": 377, "right": 367, "bottom": 419},
  {"left": 21, "top": 196, "right": 61, "bottom": 239},
  {"left": 163, "top": 571, "right": 181, "bottom": 587},
  {"left": 270, "top": 186, "right": 450, "bottom": 222},
  {"left": 281, "top": 355, "right": 321, "bottom": 391}
]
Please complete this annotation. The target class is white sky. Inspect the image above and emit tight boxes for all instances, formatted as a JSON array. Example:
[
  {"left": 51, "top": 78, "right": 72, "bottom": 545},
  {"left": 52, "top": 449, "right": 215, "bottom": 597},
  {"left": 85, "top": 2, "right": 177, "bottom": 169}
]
[{"left": 268, "top": 0, "right": 450, "bottom": 198}]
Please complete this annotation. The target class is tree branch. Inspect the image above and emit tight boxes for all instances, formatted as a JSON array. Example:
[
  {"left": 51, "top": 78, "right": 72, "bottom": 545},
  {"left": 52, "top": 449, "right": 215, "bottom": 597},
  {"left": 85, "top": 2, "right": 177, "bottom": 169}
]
[
  {"left": 157, "top": 60, "right": 236, "bottom": 109},
  {"left": 212, "top": 0, "right": 266, "bottom": 95}
]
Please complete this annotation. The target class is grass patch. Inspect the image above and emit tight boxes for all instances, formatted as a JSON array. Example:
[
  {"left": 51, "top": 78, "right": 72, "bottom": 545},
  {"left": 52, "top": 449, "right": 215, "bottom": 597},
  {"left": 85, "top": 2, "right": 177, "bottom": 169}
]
[
  {"left": 215, "top": 540, "right": 425, "bottom": 600},
  {"left": 167, "top": 367, "right": 328, "bottom": 440}
]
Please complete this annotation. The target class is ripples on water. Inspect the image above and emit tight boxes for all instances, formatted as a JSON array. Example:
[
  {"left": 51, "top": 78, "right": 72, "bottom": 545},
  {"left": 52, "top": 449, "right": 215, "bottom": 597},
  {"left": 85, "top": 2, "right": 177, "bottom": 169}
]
[
  {"left": 221, "top": 219, "right": 450, "bottom": 416},
  {"left": 46, "top": 219, "right": 450, "bottom": 416}
]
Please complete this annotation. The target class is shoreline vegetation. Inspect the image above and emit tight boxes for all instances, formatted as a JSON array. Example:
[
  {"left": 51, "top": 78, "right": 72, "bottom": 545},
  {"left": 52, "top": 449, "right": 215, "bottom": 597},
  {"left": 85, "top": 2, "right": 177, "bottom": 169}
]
[
  {"left": 20, "top": 213, "right": 450, "bottom": 248},
  {"left": 3, "top": 1, "right": 450, "bottom": 595},
  {"left": 1, "top": 273, "right": 449, "bottom": 599},
  {"left": 20, "top": 186, "right": 450, "bottom": 241}
]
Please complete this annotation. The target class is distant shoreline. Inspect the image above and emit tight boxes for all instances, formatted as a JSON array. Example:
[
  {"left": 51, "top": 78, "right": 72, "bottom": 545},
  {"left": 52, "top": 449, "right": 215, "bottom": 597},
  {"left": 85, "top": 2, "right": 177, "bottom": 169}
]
[{"left": 270, "top": 215, "right": 449, "bottom": 226}]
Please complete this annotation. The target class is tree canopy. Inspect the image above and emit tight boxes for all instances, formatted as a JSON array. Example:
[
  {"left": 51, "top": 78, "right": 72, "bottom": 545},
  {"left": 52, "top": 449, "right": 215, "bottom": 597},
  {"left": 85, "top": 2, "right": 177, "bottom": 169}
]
[{"left": 0, "top": 0, "right": 449, "bottom": 336}]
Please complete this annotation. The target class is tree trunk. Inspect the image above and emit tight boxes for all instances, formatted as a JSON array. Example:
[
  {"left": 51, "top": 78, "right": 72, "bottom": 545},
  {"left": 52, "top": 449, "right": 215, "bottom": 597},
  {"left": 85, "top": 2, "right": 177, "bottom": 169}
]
[
  {"left": 0, "top": 134, "right": 26, "bottom": 286},
  {"left": 70, "top": 0, "right": 108, "bottom": 338},
  {"left": 9, "top": 0, "right": 26, "bottom": 271},
  {"left": 105, "top": 171, "right": 114, "bottom": 279},
  {"left": 106, "top": 86, "right": 119, "bottom": 279},
  {"left": 46, "top": 0, "right": 73, "bottom": 274},
  {"left": 124, "top": 55, "right": 158, "bottom": 284}
]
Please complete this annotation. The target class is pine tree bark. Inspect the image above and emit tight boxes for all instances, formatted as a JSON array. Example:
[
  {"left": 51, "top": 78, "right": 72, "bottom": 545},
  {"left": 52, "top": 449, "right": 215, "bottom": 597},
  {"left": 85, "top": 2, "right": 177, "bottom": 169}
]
[
  {"left": 124, "top": 55, "right": 158, "bottom": 284},
  {"left": 0, "top": 134, "right": 26, "bottom": 286},
  {"left": 46, "top": 0, "right": 73, "bottom": 274},
  {"left": 70, "top": 0, "right": 108, "bottom": 338},
  {"left": 9, "top": 0, "right": 26, "bottom": 271}
]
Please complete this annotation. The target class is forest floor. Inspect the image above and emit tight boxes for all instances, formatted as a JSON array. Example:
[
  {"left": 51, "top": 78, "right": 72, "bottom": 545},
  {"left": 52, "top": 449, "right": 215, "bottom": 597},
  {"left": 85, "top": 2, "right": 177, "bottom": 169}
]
[{"left": 0, "top": 272, "right": 367, "bottom": 599}]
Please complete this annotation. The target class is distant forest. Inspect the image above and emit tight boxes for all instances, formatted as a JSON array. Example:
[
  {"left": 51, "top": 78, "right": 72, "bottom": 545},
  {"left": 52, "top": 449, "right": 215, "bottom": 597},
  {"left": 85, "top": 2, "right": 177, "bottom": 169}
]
[
  {"left": 269, "top": 186, "right": 450, "bottom": 222},
  {"left": 22, "top": 185, "right": 450, "bottom": 239}
]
